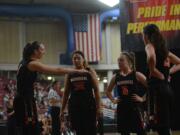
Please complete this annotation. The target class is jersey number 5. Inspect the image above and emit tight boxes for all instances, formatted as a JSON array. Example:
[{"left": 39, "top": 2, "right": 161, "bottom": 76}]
[{"left": 121, "top": 86, "right": 129, "bottom": 96}]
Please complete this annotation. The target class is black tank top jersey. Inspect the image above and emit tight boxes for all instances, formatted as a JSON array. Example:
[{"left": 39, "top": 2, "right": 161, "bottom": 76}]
[
  {"left": 17, "top": 60, "right": 37, "bottom": 99},
  {"left": 115, "top": 71, "right": 138, "bottom": 106},
  {"left": 68, "top": 72, "right": 95, "bottom": 109},
  {"left": 148, "top": 49, "right": 169, "bottom": 84}
]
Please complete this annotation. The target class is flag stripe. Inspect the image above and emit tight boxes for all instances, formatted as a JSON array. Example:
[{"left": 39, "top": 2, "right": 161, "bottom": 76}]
[
  {"left": 86, "top": 32, "right": 90, "bottom": 61},
  {"left": 92, "top": 15, "right": 96, "bottom": 62},
  {"left": 83, "top": 33, "right": 88, "bottom": 59},
  {"left": 79, "top": 32, "right": 83, "bottom": 51},
  {"left": 75, "top": 32, "right": 79, "bottom": 50},
  {"left": 90, "top": 15, "right": 93, "bottom": 61},
  {"left": 88, "top": 15, "right": 92, "bottom": 62},
  {"left": 94, "top": 14, "right": 97, "bottom": 61},
  {"left": 81, "top": 32, "right": 85, "bottom": 56},
  {"left": 97, "top": 14, "right": 100, "bottom": 60}
]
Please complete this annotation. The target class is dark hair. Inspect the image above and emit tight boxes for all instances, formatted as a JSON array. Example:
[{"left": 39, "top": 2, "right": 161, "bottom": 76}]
[
  {"left": 23, "top": 41, "right": 41, "bottom": 61},
  {"left": 121, "top": 52, "right": 136, "bottom": 71},
  {"left": 72, "top": 50, "right": 90, "bottom": 70},
  {"left": 52, "top": 80, "right": 59, "bottom": 87},
  {"left": 143, "top": 24, "right": 168, "bottom": 60}
]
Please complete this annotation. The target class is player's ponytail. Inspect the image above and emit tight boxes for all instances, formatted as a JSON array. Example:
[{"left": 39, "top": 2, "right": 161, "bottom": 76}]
[{"left": 23, "top": 41, "right": 41, "bottom": 61}]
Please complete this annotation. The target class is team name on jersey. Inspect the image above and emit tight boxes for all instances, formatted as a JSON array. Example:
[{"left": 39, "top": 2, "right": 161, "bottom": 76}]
[
  {"left": 70, "top": 76, "right": 88, "bottom": 82},
  {"left": 117, "top": 80, "right": 134, "bottom": 85}
]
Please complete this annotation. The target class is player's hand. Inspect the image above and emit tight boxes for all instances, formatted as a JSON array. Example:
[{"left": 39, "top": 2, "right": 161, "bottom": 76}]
[
  {"left": 60, "top": 121, "right": 66, "bottom": 132},
  {"left": 60, "top": 112, "right": 65, "bottom": 122},
  {"left": 112, "top": 98, "right": 120, "bottom": 104},
  {"left": 96, "top": 108, "right": 103, "bottom": 119},
  {"left": 96, "top": 109, "right": 103, "bottom": 126},
  {"left": 160, "top": 74, "right": 165, "bottom": 80},
  {"left": 131, "top": 94, "right": 143, "bottom": 102},
  {"left": 60, "top": 112, "right": 66, "bottom": 132}
]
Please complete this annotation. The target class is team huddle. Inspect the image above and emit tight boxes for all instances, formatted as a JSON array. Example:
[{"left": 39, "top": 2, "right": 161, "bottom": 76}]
[{"left": 13, "top": 24, "right": 180, "bottom": 135}]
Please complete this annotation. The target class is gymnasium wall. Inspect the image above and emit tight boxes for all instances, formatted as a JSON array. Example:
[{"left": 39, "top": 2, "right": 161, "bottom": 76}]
[
  {"left": 100, "top": 22, "right": 121, "bottom": 64},
  {"left": 26, "top": 21, "right": 67, "bottom": 64},
  {"left": 0, "top": 18, "right": 121, "bottom": 65},
  {"left": 0, "top": 21, "right": 20, "bottom": 64},
  {"left": 0, "top": 19, "right": 68, "bottom": 65}
]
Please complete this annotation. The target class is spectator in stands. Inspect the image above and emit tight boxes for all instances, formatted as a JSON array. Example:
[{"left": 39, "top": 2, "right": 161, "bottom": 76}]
[
  {"left": 48, "top": 80, "right": 63, "bottom": 135},
  {"left": 6, "top": 96, "right": 16, "bottom": 135}
]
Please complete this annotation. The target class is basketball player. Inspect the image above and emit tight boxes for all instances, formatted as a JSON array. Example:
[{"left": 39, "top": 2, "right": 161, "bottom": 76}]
[
  {"left": 106, "top": 52, "right": 147, "bottom": 135},
  {"left": 142, "top": 24, "right": 180, "bottom": 135},
  {"left": 60, "top": 51, "right": 101, "bottom": 135}
]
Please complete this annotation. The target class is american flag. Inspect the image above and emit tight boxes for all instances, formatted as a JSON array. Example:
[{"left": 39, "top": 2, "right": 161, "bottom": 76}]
[{"left": 73, "top": 14, "right": 100, "bottom": 62}]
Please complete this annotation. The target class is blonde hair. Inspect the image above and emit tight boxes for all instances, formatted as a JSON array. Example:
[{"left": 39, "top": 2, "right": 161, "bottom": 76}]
[{"left": 121, "top": 52, "right": 136, "bottom": 71}]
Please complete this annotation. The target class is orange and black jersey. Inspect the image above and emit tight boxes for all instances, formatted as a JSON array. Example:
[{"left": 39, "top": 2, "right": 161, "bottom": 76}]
[
  {"left": 115, "top": 71, "right": 138, "bottom": 105},
  {"left": 68, "top": 72, "right": 95, "bottom": 109},
  {"left": 17, "top": 60, "right": 37, "bottom": 99}
]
